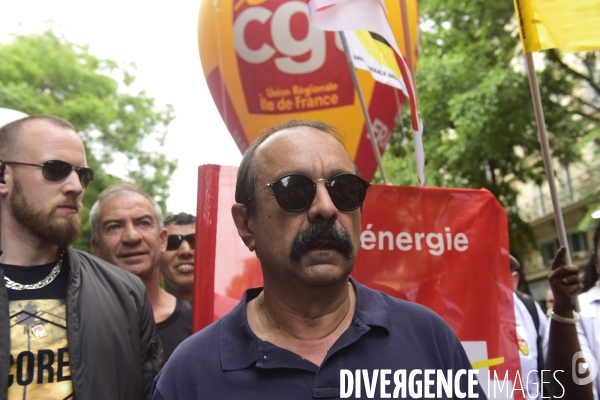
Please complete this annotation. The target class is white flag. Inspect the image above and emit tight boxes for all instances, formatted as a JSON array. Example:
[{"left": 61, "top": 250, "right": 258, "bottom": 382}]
[{"left": 308, "top": 0, "right": 401, "bottom": 55}]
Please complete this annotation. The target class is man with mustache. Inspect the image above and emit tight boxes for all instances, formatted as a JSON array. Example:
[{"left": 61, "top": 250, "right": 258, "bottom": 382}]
[
  {"left": 153, "top": 120, "right": 485, "bottom": 399},
  {"left": 0, "top": 115, "right": 163, "bottom": 400},
  {"left": 90, "top": 183, "right": 192, "bottom": 361}
]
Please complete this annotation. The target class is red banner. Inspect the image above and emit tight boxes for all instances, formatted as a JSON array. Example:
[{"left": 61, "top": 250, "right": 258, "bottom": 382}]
[{"left": 194, "top": 165, "right": 521, "bottom": 399}]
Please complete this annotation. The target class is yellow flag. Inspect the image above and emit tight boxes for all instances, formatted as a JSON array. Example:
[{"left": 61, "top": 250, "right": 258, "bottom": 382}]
[
  {"left": 345, "top": 31, "right": 408, "bottom": 96},
  {"left": 514, "top": 0, "right": 600, "bottom": 53}
]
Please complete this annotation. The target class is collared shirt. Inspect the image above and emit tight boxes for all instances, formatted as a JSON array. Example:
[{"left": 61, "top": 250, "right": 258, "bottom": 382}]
[
  {"left": 575, "top": 282, "right": 600, "bottom": 399},
  {"left": 153, "top": 278, "right": 485, "bottom": 399},
  {"left": 513, "top": 292, "right": 547, "bottom": 400}
]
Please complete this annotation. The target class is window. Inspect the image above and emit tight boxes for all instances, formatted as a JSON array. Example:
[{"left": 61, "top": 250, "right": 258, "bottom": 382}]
[
  {"left": 539, "top": 231, "right": 589, "bottom": 266},
  {"left": 569, "top": 231, "right": 589, "bottom": 253},
  {"left": 540, "top": 239, "right": 560, "bottom": 267}
]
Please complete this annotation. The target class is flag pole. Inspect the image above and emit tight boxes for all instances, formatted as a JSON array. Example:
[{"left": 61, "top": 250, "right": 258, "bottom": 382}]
[
  {"left": 397, "top": 0, "right": 425, "bottom": 187},
  {"left": 398, "top": 0, "right": 415, "bottom": 87},
  {"left": 340, "top": 31, "right": 388, "bottom": 184},
  {"left": 524, "top": 53, "right": 572, "bottom": 267}
]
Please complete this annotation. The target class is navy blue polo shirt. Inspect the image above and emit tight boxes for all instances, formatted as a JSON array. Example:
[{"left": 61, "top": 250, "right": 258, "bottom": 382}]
[{"left": 153, "top": 278, "right": 486, "bottom": 399}]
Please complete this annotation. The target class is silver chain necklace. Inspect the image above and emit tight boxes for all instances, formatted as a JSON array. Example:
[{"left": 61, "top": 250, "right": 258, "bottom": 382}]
[{"left": 3, "top": 250, "right": 65, "bottom": 290}]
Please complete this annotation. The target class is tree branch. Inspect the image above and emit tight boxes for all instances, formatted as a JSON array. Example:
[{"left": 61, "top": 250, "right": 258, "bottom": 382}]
[
  {"left": 546, "top": 49, "right": 600, "bottom": 94},
  {"left": 571, "top": 96, "right": 600, "bottom": 115}
]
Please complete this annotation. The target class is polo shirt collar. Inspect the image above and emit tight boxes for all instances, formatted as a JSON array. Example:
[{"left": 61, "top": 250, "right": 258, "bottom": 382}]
[
  {"left": 220, "top": 287, "right": 262, "bottom": 371},
  {"left": 220, "top": 277, "right": 391, "bottom": 371},
  {"left": 351, "top": 277, "right": 392, "bottom": 331}
]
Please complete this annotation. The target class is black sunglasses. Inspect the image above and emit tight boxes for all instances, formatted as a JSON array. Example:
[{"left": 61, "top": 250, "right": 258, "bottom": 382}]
[
  {"left": 246, "top": 174, "right": 370, "bottom": 212},
  {"left": 166, "top": 234, "right": 195, "bottom": 251},
  {"left": 2, "top": 160, "right": 94, "bottom": 188}
]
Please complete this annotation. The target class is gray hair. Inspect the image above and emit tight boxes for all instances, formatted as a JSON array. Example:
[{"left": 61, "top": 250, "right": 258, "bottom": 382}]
[
  {"left": 90, "top": 182, "right": 164, "bottom": 240},
  {"left": 234, "top": 119, "right": 357, "bottom": 216}
]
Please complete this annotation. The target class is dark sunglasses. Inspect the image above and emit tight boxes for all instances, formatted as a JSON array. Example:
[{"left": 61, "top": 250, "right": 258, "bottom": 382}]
[
  {"left": 166, "top": 234, "right": 195, "bottom": 251},
  {"left": 2, "top": 160, "right": 94, "bottom": 188},
  {"left": 246, "top": 174, "right": 370, "bottom": 212}
]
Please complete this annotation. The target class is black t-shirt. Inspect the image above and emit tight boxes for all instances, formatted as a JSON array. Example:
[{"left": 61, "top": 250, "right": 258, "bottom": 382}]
[
  {"left": 157, "top": 298, "right": 192, "bottom": 361},
  {"left": 1, "top": 255, "right": 73, "bottom": 398},
  {"left": 2, "top": 258, "right": 69, "bottom": 301}
]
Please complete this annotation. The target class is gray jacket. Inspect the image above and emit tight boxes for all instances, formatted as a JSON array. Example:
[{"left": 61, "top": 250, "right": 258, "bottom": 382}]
[{"left": 0, "top": 248, "right": 164, "bottom": 399}]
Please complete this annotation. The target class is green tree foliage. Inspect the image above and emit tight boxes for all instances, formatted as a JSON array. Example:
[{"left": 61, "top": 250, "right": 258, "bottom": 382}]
[
  {"left": 383, "top": 0, "right": 599, "bottom": 255},
  {"left": 0, "top": 31, "right": 176, "bottom": 252}
]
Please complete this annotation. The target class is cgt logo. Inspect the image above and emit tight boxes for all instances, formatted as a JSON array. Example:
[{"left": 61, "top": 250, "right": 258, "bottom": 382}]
[
  {"left": 572, "top": 351, "right": 599, "bottom": 385},
  {"left": 234, "top": 1, "right": 331, "bottom": 74},
  {"left": 231, "top": 0, "right": 354, "bottom": 114}
]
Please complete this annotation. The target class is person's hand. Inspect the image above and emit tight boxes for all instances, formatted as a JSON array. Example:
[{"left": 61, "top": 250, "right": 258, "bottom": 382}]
[{"left": 548, "top": 247, "right": 581, "bottom": 314}]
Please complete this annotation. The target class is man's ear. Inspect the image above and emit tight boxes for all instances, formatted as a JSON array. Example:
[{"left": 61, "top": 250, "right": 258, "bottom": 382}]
[
  {"left": 511, "top": 271, "right": 520, "bottom": 291},
  {"left": 159, "top": 228, "right": 168, "bottom": 252},
  {"left": 231, "top": 204, "right": 255, "bottom": 252},
  {"left": 0, "top": 161, "right": 6, "bottom": 185},
  {"left": 91, "top": 237, "right": 100, "bottom": 256},
  {"left": 0, "top": 161, "right": 8, "bottom": 195}
]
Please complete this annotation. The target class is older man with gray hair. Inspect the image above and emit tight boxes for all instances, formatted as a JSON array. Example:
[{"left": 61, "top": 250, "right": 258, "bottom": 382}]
[{"left": 90, "top": 183, "right": 191, "bottom": 361}]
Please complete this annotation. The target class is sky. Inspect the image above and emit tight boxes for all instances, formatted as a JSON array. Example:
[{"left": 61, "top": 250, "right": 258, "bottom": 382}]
[{"left": 0, "top": 0, "right": 243, "bottom": 215}]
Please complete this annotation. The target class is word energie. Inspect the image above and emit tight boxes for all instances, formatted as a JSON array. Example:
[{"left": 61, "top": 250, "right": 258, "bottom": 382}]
[
  {"left": 340, "top": 369, "right": 480, "bottom": 399},
  {"left": 360, "top": 225, "right": 469, "bottom": 256}
]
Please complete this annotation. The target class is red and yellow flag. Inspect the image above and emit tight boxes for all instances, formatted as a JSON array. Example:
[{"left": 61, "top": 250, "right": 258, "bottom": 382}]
[{"left": 514, "top": 0, "right": 600, "bottom": 53}]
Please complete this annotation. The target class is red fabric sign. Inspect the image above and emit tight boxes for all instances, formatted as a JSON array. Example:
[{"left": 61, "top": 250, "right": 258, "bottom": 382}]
[{"left": 194, "top": 165, "right": 521, "bottom": 399}]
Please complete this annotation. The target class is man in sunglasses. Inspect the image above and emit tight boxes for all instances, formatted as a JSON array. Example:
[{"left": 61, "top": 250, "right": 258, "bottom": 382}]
[
  {"left": 159, "top": 212, "right": 196, "bottom": 302},
  {"left": 0, "top": 115, "right": 163, "bottom": 399},
  {"left": 153, "top": 120, "right": 484, "bottom": 399},
  {"left": 91, "top": 183, "right": 192, "bottom": 361}
]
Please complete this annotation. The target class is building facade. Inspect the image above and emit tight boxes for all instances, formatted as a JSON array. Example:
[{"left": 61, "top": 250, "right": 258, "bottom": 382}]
[{"left": 515, "top": 155, "right": 600, "bottom": 305}]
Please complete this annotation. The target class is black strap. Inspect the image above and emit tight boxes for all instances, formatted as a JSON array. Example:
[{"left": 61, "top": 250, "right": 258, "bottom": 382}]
[{"left": 515, "top": 290, "right": 545, "bottom": 379}]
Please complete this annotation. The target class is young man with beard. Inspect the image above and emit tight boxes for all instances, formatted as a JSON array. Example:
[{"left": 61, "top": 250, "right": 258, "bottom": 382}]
[
  {"left": 153, "top": 120, "right": 486, "bottom": 399},
  {"left": 90, "top": 184, "right": 192, "bottom": 361},
  {"left": 0, "top": 115, "right": 163, "bottom": 400},
  {"left": 159, "top": 213, "right": 195, "bottom": 302}
]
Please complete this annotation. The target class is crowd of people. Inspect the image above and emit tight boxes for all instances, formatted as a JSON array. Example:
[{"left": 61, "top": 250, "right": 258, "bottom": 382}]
[
  {"left": 0, "top": 115, "right": 197, "bottom": 398},
  {"left": 0, "top": 114, "right": 599, "bottom": 399}
]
